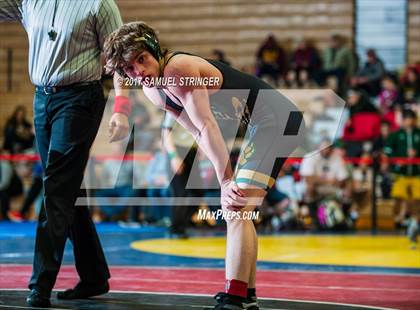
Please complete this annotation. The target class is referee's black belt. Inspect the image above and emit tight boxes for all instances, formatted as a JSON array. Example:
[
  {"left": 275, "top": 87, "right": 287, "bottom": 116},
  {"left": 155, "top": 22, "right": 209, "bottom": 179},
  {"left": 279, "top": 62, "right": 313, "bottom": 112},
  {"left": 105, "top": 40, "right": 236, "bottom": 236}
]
[{"left": 35, "top": 80, "right": 101, "bottom": 95}]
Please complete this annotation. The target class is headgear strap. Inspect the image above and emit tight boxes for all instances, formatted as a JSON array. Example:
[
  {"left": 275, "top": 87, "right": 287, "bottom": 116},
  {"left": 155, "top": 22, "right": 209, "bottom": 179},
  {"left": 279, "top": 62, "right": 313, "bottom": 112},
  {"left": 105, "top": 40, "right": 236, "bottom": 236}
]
[{"left": 134, "top": 34, "right": 165, "bottom": 76}]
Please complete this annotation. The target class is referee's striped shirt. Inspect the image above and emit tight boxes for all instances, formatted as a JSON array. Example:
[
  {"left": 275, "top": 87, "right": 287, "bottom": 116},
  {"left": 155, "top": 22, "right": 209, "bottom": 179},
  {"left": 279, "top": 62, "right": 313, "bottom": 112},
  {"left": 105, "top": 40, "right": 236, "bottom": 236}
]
[{"left": 0, "top": 0, "right": 123, "bottom": 86}]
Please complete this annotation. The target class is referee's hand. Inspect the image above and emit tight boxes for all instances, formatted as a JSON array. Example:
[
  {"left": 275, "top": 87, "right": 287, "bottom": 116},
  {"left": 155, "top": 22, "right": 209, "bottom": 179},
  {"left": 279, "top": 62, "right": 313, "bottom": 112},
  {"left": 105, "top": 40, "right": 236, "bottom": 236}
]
[{"left": 109, "top": 113, "right": 129, "bottom": 142}]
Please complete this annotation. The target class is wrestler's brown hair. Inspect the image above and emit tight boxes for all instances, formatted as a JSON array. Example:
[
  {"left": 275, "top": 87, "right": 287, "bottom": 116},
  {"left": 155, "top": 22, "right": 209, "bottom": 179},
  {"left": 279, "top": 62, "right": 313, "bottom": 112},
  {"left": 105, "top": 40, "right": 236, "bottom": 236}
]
[{"left": 104, "top": 22, "right": 166, "bottom": 77}]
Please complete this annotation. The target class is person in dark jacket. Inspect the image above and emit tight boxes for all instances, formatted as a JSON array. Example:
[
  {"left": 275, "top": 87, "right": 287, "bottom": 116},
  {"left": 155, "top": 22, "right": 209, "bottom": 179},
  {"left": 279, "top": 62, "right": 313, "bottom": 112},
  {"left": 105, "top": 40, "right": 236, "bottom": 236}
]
[
  {"left": 351, "top": 49, "right": 385, "bottom": 97},
  {"left": 256, "top": 34, "right": 287, "bottom": 86},
  {"left": 288, "top": 38, "right": 320, "bottom": 87},
  {"left": 3, "top": 106, "right": 34, "bottom": 154},
  {"left": 384, "top": 109, "right": 420, "bottom": 240}
]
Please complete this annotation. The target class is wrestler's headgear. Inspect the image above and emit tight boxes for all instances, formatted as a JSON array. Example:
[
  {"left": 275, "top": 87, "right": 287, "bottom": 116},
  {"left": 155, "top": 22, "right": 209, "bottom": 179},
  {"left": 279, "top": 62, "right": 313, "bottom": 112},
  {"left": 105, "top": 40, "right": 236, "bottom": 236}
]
[{"left": 134, "top": 33, "right": 162, "bottom": 61}]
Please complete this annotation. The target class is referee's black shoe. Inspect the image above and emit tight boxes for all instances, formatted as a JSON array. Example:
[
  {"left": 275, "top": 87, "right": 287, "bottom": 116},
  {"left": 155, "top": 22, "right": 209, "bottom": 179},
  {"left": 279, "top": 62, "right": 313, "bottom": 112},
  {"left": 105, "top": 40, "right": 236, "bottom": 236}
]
[
  {"left": 26, "top": 289, "right": 51, "bottom": 308},
  {"left": 57, "top": 281, "right": 109, "bottom": 299}
]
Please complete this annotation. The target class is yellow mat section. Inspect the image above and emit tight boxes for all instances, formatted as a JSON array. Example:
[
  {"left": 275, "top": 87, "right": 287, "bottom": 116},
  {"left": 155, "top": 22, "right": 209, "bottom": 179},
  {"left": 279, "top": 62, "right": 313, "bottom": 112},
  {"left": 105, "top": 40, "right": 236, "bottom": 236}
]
[{"left": 131, "top": 235, "right": 420, "bottom": 268}]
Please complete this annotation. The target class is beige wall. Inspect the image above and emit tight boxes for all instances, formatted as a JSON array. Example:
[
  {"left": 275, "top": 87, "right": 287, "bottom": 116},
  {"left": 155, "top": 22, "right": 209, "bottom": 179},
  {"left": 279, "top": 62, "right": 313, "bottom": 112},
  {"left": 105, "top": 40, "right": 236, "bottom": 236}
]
[
  {"left": 121, "top": 0, "right": 354, "bottom": 69},
  {"left": 408, "top": 0, "right": 420, "bottom": 64}
]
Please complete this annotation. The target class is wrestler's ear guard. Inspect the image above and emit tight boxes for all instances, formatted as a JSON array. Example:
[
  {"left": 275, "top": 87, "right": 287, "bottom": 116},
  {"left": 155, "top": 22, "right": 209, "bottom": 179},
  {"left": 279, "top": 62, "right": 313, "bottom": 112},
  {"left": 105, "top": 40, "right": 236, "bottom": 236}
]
[{"left": 134, "top": 33, "right": 162, "bottom": 60}]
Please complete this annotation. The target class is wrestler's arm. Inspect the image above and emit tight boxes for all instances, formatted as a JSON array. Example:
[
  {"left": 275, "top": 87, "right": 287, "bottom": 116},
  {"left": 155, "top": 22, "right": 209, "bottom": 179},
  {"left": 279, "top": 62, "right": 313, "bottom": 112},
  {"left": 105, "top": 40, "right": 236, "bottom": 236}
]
[
  {"left": 143, "top": 86, "right": 200, "bottom": 139},
  {"left": 144, "top": 71, "right": 246, "bottom": 207},
  {"left": 164, "top": 63, "right": 233, "bottom": 184},
  {"left": 108, "top": 72, "right": 130, "bottom": 142}
]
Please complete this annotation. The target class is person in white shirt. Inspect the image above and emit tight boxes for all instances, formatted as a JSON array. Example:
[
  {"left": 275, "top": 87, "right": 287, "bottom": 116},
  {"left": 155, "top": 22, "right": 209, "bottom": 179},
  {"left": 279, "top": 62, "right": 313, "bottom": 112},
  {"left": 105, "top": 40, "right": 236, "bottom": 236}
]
[{"left": 300, "top": 139, "right": 349, "bottom": 203}]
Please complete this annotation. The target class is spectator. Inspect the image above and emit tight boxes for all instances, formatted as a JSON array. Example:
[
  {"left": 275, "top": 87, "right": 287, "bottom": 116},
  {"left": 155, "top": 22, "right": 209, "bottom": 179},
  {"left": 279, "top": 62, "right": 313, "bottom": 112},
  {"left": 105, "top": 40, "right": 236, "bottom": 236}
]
[
  {"left": 299, "top": 139, "right": 351, "bottom": 228},
  {"left": 0, "top": 149, "right": 24, "bottom": 221},
  {"left": 211, "top": 49, "right": 230, "bottom": 66},
  {"left": 0, "top": 151, "right": 14, "bottom": 221},
  {"left": 94, "top": 141, "right": 143, "bottom": 222},
  {"left": 19, "top": 160, "right": 43, "bottom": 220},
  {"left": 351, "top": 49, "right": 385, "bottom": 97},
  {"left": 318, "top": 34, "right": 356, "bottom": 95},
  {"left": 384, "top": 109, "right": 420, "bottom": 234},
  {"left": 256, "top": 34, "right": 287, "bottom": 86},
  {"left": 263, "top": 188, "right": 296, "bottom": 231},
  {"left": 144, "top": 145, "right": 171, "bottom": 225},
  {"left": 343, "top": 89, "right": 380, "bottom": 157},
  {"left": 371, "top": 121, "right": 393, "bottom": 199},
  {"left": 162, "top": 112, "right": 202, "bottom": 238},
  {"left": 128, "top": 91, "right": 154, "bottom": 152},
  {"left": 373, "top": 120, "right": 392, "bottom": 154},
  {"left": 263, "top": 166, "right": 301, "bottom": 231},
  {"left": 351, "top": 153, "right": 373, "bottom": 212},
  {"left": 398, "top": 66, "right": 420, "bottom": 105},
  {"left": 378, "top": 76, "right": 399, "bottom": 115},
  {"left": 3, "top": 106, "right": 34, "bottom": 154},
  {"left": 287, "top": 38, "right": 321, "bottom": 87}
]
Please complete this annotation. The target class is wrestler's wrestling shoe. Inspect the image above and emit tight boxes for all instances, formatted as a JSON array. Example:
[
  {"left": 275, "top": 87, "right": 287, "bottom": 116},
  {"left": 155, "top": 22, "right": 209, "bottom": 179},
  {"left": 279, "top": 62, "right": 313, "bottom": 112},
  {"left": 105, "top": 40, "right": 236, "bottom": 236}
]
[
  {"left": 245, "top": 294, "right": 260, "bottom": 310},
  {"left": 57, "top": 281, "right": 109, "bottom": 299},
  {"left": 205, "top": 293, "right": 259, "bottom": 310}
]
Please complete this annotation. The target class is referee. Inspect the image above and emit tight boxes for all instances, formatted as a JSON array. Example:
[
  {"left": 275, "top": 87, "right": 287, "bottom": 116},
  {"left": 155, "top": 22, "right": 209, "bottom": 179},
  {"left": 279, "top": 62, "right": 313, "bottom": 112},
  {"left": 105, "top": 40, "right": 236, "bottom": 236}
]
[{"left": 0, "top": 0, "right": 124, "bottom": 307}]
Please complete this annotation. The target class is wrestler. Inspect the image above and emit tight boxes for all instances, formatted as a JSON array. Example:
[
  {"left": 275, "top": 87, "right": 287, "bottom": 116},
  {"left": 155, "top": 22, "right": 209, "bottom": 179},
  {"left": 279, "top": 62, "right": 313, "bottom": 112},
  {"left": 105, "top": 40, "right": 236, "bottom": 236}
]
[{"left": 104, "top": 22, "right": 304, "bottom": 310}]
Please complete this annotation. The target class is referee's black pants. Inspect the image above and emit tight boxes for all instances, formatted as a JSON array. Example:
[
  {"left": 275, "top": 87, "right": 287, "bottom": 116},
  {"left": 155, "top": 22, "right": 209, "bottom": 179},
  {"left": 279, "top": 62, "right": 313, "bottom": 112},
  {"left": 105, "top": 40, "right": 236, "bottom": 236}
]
[{"left": 29, "top": 82, "right": 110, "bottom": 297}]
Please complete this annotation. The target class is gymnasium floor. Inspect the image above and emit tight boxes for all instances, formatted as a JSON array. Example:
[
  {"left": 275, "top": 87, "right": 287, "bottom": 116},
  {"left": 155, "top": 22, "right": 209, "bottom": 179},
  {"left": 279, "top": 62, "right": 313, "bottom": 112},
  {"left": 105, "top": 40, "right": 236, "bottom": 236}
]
[{"left": 0, "top": 222, "right": 419, "bottom": 309}]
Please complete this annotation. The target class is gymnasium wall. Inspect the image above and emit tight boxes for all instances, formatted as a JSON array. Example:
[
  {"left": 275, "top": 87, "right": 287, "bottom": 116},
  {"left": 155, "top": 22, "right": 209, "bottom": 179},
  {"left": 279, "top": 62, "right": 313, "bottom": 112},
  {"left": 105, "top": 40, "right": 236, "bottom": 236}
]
[
  {"left": 121, "top": 0, "right": 354, "bottom": 68},
  {"left": 0, "top": 0, "right": 419, "bottom": 133},
  {"left": 408, "top": 0, "right": 420, "bottom": 64}
]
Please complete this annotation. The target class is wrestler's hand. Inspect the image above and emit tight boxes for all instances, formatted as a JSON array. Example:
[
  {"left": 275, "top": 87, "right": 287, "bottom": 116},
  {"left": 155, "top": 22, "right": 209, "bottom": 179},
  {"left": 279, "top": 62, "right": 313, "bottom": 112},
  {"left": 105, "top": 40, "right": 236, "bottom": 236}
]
[
  {"left": 109, "top": 113, "right": 129, "bottom": 142},
  {"left": 220, "top": 179, "right": 247, "bottom": 211}
]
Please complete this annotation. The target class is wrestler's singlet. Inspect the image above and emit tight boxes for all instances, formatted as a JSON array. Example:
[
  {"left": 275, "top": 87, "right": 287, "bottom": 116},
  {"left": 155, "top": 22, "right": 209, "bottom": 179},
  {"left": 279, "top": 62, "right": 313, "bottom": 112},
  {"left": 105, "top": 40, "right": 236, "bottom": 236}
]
[{"left": 163, "top": 52, "right": 305, "bottom": 189}]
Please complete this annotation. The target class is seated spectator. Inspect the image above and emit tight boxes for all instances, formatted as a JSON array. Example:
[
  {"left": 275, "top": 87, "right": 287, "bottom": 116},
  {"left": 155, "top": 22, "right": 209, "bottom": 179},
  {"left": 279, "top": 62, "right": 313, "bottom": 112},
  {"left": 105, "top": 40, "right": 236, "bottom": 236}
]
[
  {"left": 378, "top": 75, "right": 399, "bottom": 115},
  {"left": 351, "top": 49, "right": 385, "bottom": 97},
  {"left": 256, "top": 34, "right": 287, "bottom": 86},
  {"left": 162, "top": 112, "right": 201, "bottom": 238},
  {"left": 373, "top": 120, "right": 392, "bottom": 154},
  {"left": 351, "top": 152, "right": 373, "bottom": 211},
  {"left": 94, "top": 141, "right": 142, "bottom": 222},
  {"left": 381, "top": 104, "right": 403, "bottom": 132},
  {"left": 128, "top": 91, "right": 154, "bottom": 152},
  {"left": 263, "top": 166, "right": 301, "bottom": 231},
  {"left": 0, "top": 149, "right": 24, "bottom": 221},
  {"left": 374, "top": 75, "right": 403, "bottom": 131},
  {"left": 317, "top": 34, "right": 356, "bottom": 95},
  {"left": 383, "top": 109, "right": 420, "bottom": 239},
  {"left": 144, "top": 146, "right": 172, "bottom": 225},
  {"left": 263, "top": 188, "right": 297, "bottom": 231},
  {"left": 287, "top": 38, "right": 320, "bottom": 87},
  {"left": 19, "top": 160, "right": 43, "bottom": 220},
  {"left": 372, "top": 121, "right": 393, "bottom": 199},
  {"left": 3, "top": 105, "right": 34, "bottom": 154},
  {"left": 343, "top": 89, "right": 381, "bottom": 157},
  {"left": 299, "top": 139, "right": 351, "bottom": 229},
  {"left": 398, "top": 66, "right": 420, "bottom": 105},
  {"left": 211, "top": 49, "right": 230, "bottom": 66}
]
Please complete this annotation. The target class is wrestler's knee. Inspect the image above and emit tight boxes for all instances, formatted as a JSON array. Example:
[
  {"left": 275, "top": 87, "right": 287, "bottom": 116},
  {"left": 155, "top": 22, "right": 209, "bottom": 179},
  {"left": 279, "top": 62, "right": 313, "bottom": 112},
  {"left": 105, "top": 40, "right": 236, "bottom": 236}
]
[{"left": 222, "top": 187, "right": 265, "bottom": 224}]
